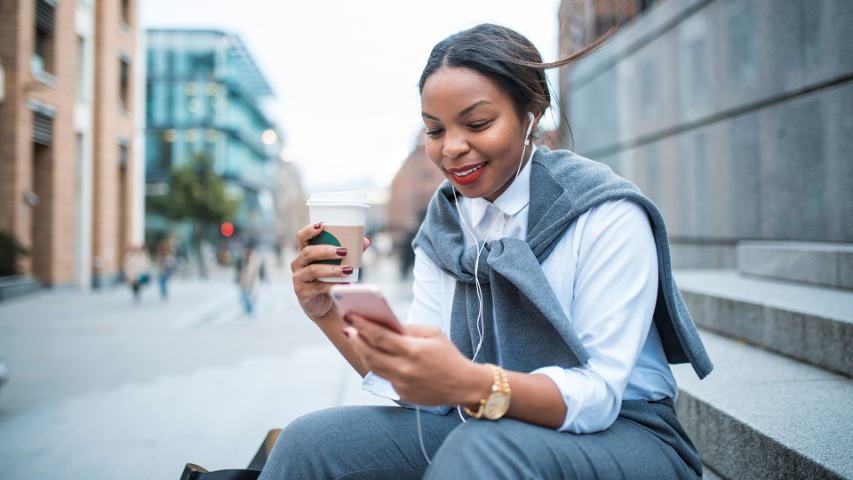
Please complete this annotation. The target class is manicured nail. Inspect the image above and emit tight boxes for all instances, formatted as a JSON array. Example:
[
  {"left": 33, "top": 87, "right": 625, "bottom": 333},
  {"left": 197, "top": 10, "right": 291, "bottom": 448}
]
[
  {"left": 341, "top": 266, "right": 354, "bottom": 275},
  {"left": 343, "top": 314, "right": 353, "bottom": 325},
  {"left": 342, "top": 329, "right": 350, "bottom": 338},
  {"left": 314, "top": 222, "right": 322, "bottom": 229},
  {"left": 336, "top": 247, "right": 348, "bottom": 257}
]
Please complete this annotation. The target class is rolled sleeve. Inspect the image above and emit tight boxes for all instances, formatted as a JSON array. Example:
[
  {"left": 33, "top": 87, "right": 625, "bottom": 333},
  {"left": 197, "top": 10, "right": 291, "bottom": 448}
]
[{"left": 536, "top": 200, "right": 659, "bottom": 433}]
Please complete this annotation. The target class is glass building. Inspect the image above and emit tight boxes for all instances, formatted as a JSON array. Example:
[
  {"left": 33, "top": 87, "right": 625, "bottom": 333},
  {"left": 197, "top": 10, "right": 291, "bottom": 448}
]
[{"left": 144, "top": 29, "right": 282, "bottom": 242}]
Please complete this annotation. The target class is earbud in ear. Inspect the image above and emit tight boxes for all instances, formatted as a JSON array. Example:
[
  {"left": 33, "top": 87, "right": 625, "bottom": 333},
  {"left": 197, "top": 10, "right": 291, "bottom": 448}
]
[{"left": 524, "top": 111, "right": 535, "bottom": 146}]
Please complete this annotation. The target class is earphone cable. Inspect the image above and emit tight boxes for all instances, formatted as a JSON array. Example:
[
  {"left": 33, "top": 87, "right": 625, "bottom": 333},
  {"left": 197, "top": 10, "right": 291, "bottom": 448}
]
[
  {"left": 415, "top": 405, "right": 431, "bottom": 465},
  {"left": 419, "top": 114, "right": 536, "bottom": 457}
]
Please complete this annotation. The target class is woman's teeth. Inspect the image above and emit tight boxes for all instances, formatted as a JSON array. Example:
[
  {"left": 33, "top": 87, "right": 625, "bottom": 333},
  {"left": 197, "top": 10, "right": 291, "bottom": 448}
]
[{"left": 453, "top": 164, "right": 484, "bottom": 177}]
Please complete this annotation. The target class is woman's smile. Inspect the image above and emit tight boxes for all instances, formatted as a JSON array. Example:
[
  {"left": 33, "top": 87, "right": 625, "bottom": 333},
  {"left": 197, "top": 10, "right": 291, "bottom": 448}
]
[{"left": 446, "top": 161, "right": 489, "bottom": 185}]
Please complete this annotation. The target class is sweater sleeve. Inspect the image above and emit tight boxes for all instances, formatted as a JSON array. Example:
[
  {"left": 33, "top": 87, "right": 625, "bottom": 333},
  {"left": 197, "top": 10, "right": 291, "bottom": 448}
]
[{"left": 531, "top": 199, "right": 659, "bottom": 433}]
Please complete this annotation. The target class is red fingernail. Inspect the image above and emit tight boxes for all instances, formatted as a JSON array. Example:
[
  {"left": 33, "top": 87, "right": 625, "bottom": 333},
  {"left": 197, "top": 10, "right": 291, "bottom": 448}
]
[
  {"left": 314, "top": 222, "right": 322, "bottom": 229},
  {"left": 336, "top": 247, "right": 348, "bottom": 256},
  {"left": 341, "top": 266, "right": 354, "bottom": 275},
  {"left": 342, "top": 329, "right": 350, "bottom": 338}
]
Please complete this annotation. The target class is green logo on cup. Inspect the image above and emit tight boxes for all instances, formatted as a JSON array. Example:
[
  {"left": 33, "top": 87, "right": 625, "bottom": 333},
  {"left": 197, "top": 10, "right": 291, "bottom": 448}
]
[{"left": 309, "top": 231, "right": 343, "bottom": 265}]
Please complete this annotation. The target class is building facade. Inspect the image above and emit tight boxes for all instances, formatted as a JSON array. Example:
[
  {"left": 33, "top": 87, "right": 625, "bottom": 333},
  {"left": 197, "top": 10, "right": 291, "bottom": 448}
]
[
  {"left": 274, "top": 160, "right": 307, "bottom": 251},
  {"left": 558, "top": 0, "right": 852, "bottom": 267},
  {"left": 144, "top": 29, "right": 283, "bottom": 244},
  {"left": 0, "top": 0, "right": 143, "bottom": 289},
  {"left": 385, "top": 132, "right": 445, "bottom": 273}
]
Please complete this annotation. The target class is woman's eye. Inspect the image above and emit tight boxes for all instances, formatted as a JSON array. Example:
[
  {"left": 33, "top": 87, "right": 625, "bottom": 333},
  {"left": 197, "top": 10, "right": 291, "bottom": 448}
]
[
  {"left": 425, "top": 128, "right": 444, "bottom": 138},
  {"left": 469, "top": 120, "right": 493, "bottom": 130}
]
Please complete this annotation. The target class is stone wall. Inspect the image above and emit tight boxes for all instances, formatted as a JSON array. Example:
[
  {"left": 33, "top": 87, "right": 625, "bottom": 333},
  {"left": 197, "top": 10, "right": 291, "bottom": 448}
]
[{"left": 561, "top": 0, "right": 853, "bottom": 268}]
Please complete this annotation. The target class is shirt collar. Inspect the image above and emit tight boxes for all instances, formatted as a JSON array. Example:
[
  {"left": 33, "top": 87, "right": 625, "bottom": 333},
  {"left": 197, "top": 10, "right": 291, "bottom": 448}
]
[{"left": 465, "top": 145, "right": 535, "bottom": 228}]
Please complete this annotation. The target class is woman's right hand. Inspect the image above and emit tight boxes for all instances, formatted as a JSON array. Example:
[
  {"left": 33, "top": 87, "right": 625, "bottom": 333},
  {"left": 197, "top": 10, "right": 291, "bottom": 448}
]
[{"left": 290, "top": 223, "right": 369, "bottom": 322}]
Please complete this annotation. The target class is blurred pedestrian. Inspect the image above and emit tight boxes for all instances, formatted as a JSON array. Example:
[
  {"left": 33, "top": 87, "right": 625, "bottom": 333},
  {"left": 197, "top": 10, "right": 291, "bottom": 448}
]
[
  {"left": 123, "top": 244, "right": 150, "bottom": 303},
  {"left": 236, "top": 242, "right": 262, "bottom": 316},
  {"left": 274, "top": 239, "right": 284, "bottom": 269},
  {"left": 155, "top": 238, "right": 176, "bottom": 301}
]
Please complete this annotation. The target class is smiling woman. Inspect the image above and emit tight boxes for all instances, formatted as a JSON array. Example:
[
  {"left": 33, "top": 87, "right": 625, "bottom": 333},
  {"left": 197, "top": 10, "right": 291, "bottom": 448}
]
[
  {"left": 421, "top": 70, "right": 529, "bottom": 198},
  {"left": 267, "top": 23, "right": 713, "bottom": 480}
]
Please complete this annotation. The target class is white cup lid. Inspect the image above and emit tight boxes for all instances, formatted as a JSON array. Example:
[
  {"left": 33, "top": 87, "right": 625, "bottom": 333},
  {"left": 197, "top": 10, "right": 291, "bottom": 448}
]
[{"left": 306, "top": 191, "right": 370, "bottom": 208}]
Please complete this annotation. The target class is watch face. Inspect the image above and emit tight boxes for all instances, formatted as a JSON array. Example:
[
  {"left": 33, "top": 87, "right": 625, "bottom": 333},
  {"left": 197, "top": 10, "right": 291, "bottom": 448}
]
[{"left": 484, "top": 392, "right": 510, "bottom": 420}]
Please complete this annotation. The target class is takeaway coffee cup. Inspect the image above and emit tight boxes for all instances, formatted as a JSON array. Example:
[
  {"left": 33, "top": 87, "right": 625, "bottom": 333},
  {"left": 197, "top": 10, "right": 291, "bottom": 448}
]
[{"left": 306, "top": 191, "right": 370, "bottom": 283}]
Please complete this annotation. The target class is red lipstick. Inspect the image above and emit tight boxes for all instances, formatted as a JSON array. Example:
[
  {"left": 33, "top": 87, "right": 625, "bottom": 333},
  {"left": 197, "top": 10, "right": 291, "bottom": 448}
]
[{"left": 446, "top": 162, "right": 487, "bottom": 186}]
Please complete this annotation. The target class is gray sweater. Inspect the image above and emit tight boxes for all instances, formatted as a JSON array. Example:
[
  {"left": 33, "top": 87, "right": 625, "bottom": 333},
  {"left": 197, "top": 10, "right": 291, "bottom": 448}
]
[{"left": 413, "top": 146, "right": 713, "bottom": 379}]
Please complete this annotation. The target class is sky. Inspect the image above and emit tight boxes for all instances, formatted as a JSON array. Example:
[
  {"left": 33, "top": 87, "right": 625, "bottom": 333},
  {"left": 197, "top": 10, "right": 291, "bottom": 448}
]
[{"left": 141, "top": 0, "right": 562, "bottom": 193}]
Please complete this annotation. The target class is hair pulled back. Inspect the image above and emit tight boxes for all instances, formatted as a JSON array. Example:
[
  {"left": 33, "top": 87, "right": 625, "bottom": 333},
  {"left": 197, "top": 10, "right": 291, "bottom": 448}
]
[{"left": 419, "top": 23, "right": 611, "bottom": 122}]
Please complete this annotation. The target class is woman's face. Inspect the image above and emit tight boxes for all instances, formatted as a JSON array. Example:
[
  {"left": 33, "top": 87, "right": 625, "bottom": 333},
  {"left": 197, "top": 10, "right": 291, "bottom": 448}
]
[{"left": 421, "top": 67, "right": 533, "bottom": 202}]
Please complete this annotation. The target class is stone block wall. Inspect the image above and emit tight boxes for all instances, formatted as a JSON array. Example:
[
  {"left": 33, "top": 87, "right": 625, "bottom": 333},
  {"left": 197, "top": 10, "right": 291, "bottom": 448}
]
[{"left": 561, "top": 0, "right": 853, "bottom": 267}]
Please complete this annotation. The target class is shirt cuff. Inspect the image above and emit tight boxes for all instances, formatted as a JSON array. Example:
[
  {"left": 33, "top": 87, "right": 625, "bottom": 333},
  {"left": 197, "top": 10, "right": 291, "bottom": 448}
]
[
  {"left": 530, "top": 366, "right": 582, "bottom": 432},
  {"left": 362, "top": 372, "right": 452, "bottom": 416},
  {"left": 362, "top": 371, "right": 400, "bottom": 400}
]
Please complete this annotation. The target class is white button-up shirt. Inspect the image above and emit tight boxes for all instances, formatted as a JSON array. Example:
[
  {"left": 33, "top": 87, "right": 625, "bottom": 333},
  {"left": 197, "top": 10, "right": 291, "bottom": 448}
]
[{"left": 365, "top": 153, "right": 677, "bottom": 433}]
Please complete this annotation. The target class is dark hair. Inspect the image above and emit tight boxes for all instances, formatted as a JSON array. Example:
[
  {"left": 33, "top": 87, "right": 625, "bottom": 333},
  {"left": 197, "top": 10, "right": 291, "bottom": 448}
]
[{"left": 418, "top": 24, "right": 612, "bottom": 140}]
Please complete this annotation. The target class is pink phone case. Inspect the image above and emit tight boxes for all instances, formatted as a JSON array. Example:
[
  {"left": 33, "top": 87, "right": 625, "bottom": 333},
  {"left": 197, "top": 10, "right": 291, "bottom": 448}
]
[{"left": 330, "top": 284, "right": 404, "bottom": 334}]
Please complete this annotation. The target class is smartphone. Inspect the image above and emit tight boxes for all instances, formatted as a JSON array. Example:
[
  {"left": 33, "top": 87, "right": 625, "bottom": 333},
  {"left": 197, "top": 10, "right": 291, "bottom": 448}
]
[{"left": 330, "top": 284, "right": 404, "bottom": 334}]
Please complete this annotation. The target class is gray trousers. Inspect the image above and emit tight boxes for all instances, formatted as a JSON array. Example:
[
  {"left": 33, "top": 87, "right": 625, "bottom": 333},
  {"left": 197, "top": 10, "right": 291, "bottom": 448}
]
[{"left": 259, "top": 399, "right": 702, "bottom": 479}]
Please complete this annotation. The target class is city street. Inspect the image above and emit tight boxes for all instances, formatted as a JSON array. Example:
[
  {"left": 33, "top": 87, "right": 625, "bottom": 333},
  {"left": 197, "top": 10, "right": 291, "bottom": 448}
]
[{"left": 0, "top": 258, "right": 402, "bottom": 479}]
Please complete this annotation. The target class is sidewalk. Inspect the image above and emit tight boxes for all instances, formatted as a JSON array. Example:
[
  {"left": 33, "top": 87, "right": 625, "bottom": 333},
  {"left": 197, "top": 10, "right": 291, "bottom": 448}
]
[{"left": 0, "top": 259, "right": 407, "bottom": 480}]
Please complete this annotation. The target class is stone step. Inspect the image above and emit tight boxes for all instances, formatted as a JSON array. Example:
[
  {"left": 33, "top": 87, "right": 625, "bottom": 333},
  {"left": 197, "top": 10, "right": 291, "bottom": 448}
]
[
  {"left": 674, "top": 330, "right": 853, "bottom": 480},
  {"left": 676, "top": 270, "right": 853, "bottom": 377},
  {"left": 737, "top": 241, "right": 853, "bottom": 290}
]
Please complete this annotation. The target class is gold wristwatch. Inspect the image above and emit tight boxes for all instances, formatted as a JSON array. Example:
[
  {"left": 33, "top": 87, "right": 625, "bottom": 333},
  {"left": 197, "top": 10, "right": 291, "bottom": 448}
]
[{"left": 464, "top": 364, "right": 511, "bottom": 420}]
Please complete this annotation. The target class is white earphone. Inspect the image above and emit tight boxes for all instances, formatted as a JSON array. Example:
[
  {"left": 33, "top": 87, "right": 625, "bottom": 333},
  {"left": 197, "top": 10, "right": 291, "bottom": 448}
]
[
  {"left": 418, "top": 111, "right": 538, "bottom": 466},
  {"left": 517, "top": 111, "right": 535, "bottom": 178},
  {"left": 524, "top": 111, "right": 535, "bottom": 146}
]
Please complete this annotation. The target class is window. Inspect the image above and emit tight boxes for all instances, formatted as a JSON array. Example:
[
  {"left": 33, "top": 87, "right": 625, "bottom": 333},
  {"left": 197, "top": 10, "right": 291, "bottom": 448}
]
[
  {"left": 121, "top": 0, "right": 132, "bottom": 26},
  {"left": 33, "top": 0, "right": 56, "bottom": 74},
  {"left": 118, "top": 140, "right": 129, "bottom": 170},
  {"left": 158, "top": 131, "right": 175, "bottom": 174},
  {"left": 188, "top": 53, "right": 215, "bottom": 79},
  {"left": 76, "top": 36, "right": 87, "bottom": 102},
  {"left": 119, "top": 57, "right": 131, "bottom": 111},
  {"left": 32, "top": 111, "right": 53, "bottom": 146}
]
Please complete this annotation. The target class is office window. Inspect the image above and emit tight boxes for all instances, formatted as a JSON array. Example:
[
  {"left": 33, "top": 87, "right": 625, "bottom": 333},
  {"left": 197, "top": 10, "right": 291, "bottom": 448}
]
[
  {"left": 119, "top": 57, "right": 131, "bottom": 111},
  {"left": 33, "top": 0, "right": 56, "bottom": 74},
  {"left": 159, "top": 132, "right": 174, "bottom": 173}
]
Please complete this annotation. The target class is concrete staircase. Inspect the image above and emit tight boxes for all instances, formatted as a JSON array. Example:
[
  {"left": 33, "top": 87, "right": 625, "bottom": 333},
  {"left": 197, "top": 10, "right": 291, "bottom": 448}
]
[{"left": 673, "top": 241, "right": 853, "bottom": 479}]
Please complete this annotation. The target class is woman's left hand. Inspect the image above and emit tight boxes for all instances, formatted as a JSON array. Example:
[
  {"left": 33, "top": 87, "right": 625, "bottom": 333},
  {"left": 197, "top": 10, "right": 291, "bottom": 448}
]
[{"left": 344, "top": 314, "right": 487, "bottom": 406}]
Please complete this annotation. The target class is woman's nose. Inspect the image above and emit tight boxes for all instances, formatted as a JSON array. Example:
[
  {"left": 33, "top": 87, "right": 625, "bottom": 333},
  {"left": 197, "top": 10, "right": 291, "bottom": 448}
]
[{"left": 442, "top": 131, "right": 470, "bottom": 159}]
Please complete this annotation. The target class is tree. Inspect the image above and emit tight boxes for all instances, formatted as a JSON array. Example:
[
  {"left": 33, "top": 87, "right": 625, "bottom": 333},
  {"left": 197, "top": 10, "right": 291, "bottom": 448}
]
[{"left": 148, "top": 153, "right": 238, "bottom": 277}]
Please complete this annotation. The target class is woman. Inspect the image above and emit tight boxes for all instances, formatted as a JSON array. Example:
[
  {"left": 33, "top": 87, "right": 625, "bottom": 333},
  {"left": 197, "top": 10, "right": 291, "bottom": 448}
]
[
  {"left": 123, "top": 244, "right": 150, "bottom": 304},
  {"left": 155, "top": 238, "right": 175, "bottom": 300},
  {"left": 264, "top": 24, "right": 712, "bottom": 479},
  {"left": 238, "top": 243, "right": 263, "bottom": 316}
]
